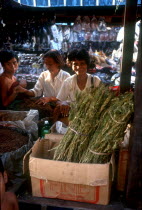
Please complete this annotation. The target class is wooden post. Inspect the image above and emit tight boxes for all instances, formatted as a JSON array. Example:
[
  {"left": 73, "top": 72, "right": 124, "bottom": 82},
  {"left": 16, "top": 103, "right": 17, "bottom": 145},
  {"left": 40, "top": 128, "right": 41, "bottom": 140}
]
[
  {"left": 120, "top": 0, "right": 138, "bottom": 93},
  {"left": 126, "top": 21, "right": 142, "bottom": 209}
]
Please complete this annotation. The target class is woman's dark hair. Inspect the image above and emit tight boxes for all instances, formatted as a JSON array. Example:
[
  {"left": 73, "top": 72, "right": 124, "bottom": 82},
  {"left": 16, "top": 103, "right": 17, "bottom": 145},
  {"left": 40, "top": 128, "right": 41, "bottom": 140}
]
[
  {"left": 0, "top": 50, "right": 19, "bottom": 66},
  {"left": 43, "top": 50, "right": 64, "bottom": 68},
  {"left": 68, "top": 48, "right": 90, "bottom": 68}
]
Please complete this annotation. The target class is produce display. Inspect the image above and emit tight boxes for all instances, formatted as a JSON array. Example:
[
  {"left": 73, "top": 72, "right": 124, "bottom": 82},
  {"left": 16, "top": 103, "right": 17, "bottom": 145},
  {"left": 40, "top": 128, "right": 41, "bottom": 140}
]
[
  {"left": 0, "top": 125, "right": 29, "bottom": 153},
  {"left": 53, "top": 83, "right": 134, "bottom": 163}
]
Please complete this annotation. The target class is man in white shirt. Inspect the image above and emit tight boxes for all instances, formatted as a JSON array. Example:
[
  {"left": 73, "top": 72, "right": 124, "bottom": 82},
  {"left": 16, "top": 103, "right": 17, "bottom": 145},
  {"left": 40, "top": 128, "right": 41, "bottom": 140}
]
[{"left": 56, "top": 49, "right": 101, "bottom": 117}]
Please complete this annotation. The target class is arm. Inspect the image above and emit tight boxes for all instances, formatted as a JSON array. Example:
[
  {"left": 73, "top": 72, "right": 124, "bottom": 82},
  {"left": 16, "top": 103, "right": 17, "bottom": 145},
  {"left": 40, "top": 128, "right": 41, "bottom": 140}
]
[
  {"left": 11, "top": 193, "right": 19, "bottom": 210},
  {"left": 5, "top": 192, "right": 19, "bottom": 210},
  {"left": 29, "top": 72, "right": 46, "bottom": 97},
  {"left": 35, "top": 96, "right": 58, "bottom": 105},
  {"left": 56, "top": 79, "right": 71, "bottom": 117},
  {"left": 57, "top": 79, "right": 70, "bottom": 101},
  {"left": 15, "top": 85, "right": 35, "bottom": 97},
  {"left": 0, "top": 79, "right": 18, "bottom": 107},
  {"left": 15, "top": 73, "right": 44, "bottom": 97}
]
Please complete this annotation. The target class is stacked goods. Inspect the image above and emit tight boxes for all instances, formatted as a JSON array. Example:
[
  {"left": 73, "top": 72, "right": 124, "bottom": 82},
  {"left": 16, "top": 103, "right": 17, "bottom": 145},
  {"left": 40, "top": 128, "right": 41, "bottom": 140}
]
[
  {"left": 53, "top": 83, "right": 134, "bottom": 163},
  {"left": 0, "top": 125, "right": 29, "bottom": 153}
]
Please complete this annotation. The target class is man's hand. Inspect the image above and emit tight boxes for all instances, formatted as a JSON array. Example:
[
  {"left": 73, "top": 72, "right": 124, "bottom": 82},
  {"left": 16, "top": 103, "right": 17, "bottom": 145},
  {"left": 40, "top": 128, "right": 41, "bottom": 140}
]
[
  {"left": 57, "top": 101, "right": 70, "bottom": 117},
  {"left": 14, "top": 85, "right": 26, "bottom": 93}
]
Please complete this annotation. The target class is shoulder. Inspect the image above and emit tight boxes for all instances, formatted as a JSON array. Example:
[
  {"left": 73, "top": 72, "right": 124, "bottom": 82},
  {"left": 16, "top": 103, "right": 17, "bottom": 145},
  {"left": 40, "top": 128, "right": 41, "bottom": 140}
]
[
  {"left": 59, "top": 75, "right": 76, "bottom": 89},
  {"left": 87, "top": 74, "right": 100, "bottom": 81},
  {"left": 0, "top": 75, "right": 8, "bottom": 85},
  {"left": 60, "top": 70, "right": 71, "bottom": 77},
  {"left": 39, "top": 70, "right": 49, "bottom": 78},
  {"left": 64, "top": 74, "right": 76, "bottom": 83},
  {"left": 93, "top": 75, "right": 101, "bottom": 82},
  {"left": 93, "top": 75, "right": 101, "bottom": 87},
  {"left": 87, "top": 74, "right": 101, "bottom": 87},
  {"left": 0, "top": 73, "right": 6, "bottom": 80}
]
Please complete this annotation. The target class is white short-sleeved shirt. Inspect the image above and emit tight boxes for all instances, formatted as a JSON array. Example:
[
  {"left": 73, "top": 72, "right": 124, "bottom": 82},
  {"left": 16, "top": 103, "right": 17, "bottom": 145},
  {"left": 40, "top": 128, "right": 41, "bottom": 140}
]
[
  {"left": 30, "top": 69, "right": 70, "bottom": 97},
  {"left": 57, "top": 74, "right": 101, "bottom": 103}
]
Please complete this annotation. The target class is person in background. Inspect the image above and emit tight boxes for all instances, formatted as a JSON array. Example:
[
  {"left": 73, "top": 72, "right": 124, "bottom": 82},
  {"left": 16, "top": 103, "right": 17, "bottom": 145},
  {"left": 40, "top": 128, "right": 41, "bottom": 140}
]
[
  {"left": 0, "top": 158, "right": 19, "bottom": 210},
  {"left": 0, "top": 50, "right": 26, "bottom": 109},
  {"left": 56, "top": 48, "right": 101, "bottom": 117},
  {"left": 16, "top": 49, "right": 70, "bottom": 105},
  {"left": 0, "top": 62, "right": 3, "bottom": 74}
]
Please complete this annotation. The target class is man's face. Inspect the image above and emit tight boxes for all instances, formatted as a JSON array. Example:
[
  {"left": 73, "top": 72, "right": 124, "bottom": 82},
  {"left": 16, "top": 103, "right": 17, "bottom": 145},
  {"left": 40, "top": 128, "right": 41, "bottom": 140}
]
[
  {"left": 72, "top": 59, "right": 87, "bottom": 75},
  {"left": 3, "top": 58, "right": 18, "bottom": 74}
]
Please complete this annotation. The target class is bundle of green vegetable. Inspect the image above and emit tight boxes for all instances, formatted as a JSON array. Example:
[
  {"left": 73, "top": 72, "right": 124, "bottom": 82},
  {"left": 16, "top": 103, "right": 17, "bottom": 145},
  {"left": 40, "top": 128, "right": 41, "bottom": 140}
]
[
  {"left": 53, "top": 83, "right": 134, "bottom": 164},
  {"left": 80, "top": 92, "right": 134, "bottom": 163}
]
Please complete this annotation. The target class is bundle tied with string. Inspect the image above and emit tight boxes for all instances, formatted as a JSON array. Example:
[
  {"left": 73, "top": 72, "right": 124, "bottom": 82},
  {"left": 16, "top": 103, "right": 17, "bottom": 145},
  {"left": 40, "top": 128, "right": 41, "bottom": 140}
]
[
  {"left": 80, "top": 92, "right": 134, "bottom": 163},
  {"left": 53, "top": 83, "right": 134, "bottom": 164}
]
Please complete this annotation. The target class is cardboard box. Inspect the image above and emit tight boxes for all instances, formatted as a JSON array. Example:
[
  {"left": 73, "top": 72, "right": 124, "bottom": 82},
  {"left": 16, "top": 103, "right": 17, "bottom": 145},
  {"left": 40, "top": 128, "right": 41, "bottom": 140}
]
[{"left": 24, "top": 135, "right": 113, "bottom": 205}]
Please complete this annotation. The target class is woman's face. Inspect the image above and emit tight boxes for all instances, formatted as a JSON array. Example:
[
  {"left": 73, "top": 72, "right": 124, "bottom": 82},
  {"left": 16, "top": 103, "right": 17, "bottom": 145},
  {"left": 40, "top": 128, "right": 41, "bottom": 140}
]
[
  {"left": 3, "top": 57, "right": 18, "bottom": 75},
  {"left": 72, "top": 59, "right": 87, "bottom": 75},
  {"left": 44, "top": 57, "right": 59, "bottom": 73}
]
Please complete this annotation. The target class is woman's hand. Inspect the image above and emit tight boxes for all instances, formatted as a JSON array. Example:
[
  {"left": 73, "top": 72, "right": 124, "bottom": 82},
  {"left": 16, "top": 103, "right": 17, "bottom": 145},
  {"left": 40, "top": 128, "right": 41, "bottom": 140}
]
[
  {"left": 35, "top": 97, "right": 51, "bottom": 105},
  {"left": 35, "top": 97, "right": 58, "bottom": 105}
]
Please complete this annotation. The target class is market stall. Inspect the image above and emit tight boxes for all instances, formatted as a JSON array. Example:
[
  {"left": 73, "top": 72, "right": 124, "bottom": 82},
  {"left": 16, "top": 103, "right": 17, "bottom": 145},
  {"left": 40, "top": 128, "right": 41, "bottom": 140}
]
[{"left": 0, "top": 0, "right": 141, "bottom": 209}]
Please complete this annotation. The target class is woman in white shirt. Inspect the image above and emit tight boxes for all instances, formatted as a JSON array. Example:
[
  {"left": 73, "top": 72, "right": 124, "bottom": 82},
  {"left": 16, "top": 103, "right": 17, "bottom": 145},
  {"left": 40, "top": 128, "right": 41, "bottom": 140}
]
[
  {"left": 56, "top": 48, "right": 101, "bottom": 117},
  {"left": 16, "top": 50, "right": 70, "bottom": 105}
]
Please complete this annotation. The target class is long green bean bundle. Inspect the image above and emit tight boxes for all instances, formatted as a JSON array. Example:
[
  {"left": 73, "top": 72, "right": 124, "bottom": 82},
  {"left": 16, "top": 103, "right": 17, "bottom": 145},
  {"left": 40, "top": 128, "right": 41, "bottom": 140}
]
[
  {"left": 53, "top": 83, "right": 134, "bottom": 163},
  {"left": 80, "top": 92, "right": 134, "bottom": 163},
  {"left": 53, "top": 83, "right": 115, "bottom": 162}
]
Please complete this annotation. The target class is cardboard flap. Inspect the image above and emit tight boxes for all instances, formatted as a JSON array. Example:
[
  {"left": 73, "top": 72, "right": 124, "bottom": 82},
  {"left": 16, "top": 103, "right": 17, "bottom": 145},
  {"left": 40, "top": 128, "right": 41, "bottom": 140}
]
[
  {"left": 45, "top": 133, "right": 63, "bottom": 142},
  {"left": 23, "top": 149, "right": 32, "bottom": 174}
]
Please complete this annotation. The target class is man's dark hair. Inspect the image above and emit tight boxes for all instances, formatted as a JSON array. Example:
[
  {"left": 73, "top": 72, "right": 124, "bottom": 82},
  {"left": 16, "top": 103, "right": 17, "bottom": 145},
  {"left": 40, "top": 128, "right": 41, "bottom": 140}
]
[
  {"left": 68, "top": 48, "right": 90, "bottom": 68},
  {"left": 0, "top": 50, "right": 19, "bottom": 66}
]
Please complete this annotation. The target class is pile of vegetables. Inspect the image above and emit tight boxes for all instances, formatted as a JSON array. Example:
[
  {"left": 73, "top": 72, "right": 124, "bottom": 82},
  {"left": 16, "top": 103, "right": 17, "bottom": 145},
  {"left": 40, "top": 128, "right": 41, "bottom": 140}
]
[{"left": 53, "top": 83, "right": 134, "bottom": 163}]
